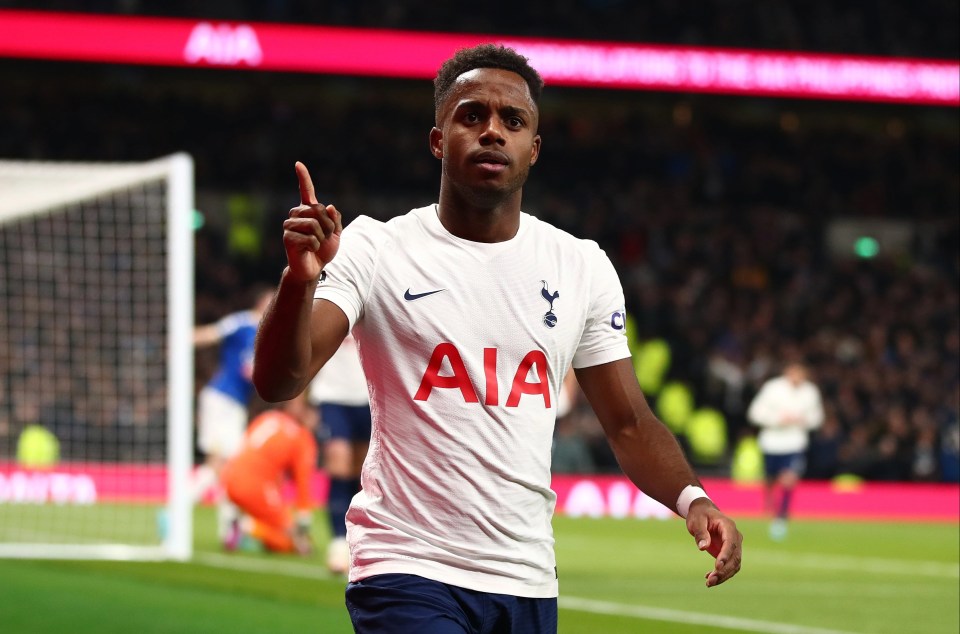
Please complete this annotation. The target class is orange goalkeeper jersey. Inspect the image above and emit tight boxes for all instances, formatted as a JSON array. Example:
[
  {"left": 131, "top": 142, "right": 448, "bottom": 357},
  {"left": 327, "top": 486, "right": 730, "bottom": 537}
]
[{"left": 226, "top": 409, "right": 318, "bottom": 511}]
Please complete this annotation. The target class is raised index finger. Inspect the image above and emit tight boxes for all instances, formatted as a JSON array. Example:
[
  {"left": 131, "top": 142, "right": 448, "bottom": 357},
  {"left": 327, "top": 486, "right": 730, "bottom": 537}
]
[{"left": 295, "top": 161, "right": 318, "bottom": 205}]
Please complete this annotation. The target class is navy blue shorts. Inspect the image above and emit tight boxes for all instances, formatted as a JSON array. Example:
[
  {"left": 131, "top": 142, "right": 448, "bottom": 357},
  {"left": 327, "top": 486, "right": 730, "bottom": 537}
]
[
  {"left": 763, "top": 452, "right": 806, "bottom": 478},
  {"left": 345, "top": 573, "right": 558, "bottom": 634},
  {"left": 319, "top": 403, "right": 372, "bottom": 442}
]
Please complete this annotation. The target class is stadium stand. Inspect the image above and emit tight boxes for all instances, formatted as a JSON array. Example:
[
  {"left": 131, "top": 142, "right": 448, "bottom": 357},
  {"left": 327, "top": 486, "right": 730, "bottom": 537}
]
[{"left": 0, "top": 2, "right": 957, "bottom": 483}]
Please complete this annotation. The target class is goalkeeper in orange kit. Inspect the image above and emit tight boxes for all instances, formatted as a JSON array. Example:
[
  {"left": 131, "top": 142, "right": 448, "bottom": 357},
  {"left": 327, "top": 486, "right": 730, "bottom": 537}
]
[{"left": 221, "top": 392, "right": 318, "bottom": 555}]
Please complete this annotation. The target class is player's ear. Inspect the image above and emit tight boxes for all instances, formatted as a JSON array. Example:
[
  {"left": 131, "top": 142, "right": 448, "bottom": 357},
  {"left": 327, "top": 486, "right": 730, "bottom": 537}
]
[
  {"left": 429, "top": 127, "right": 443, "bottom": 159},
  {"left": 529, "top": 134, "right": 541, "bottom": 166}
]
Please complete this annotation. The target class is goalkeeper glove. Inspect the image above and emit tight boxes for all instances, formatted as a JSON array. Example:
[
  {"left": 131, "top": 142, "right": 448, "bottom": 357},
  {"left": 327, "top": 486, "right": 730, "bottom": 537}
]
[
  {"left": 295, "top": 510, "right": 312, "bottom": 536},
  {"left": 292, "top": 510, "right": 313, "bottom": 555}
]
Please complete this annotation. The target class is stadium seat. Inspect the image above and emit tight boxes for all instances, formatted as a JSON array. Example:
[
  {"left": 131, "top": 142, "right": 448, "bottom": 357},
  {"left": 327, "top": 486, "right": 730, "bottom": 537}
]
[
  {"left": 730, "top": 436, "right": 764, "bottom": 483},
  {"left": 685, "top": 407, "right": 728, "bottom": 465},
  {"left": 655, "top": 381, "right": 694, "bottom": 435}
]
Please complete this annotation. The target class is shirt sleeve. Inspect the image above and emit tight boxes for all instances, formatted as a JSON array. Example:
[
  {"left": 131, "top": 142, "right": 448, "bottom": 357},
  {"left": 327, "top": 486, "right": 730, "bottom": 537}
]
[
  {"left": 313, "top": 215, "right": 386, "bottom": 330},
  {"left": 572, "top": 242, "right": 632, "bottom": 369}
]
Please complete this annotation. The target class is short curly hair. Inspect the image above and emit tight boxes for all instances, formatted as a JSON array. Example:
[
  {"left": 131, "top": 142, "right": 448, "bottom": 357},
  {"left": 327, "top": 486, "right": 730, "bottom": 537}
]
[{"left": 433, "top": 44, "right": 544, "bottom": 123}]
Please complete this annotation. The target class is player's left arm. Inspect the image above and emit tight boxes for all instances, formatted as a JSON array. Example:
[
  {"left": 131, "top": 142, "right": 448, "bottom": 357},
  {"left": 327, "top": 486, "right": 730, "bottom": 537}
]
[{"left": 576, "top": 358, "right": 743, "bottom": 587}]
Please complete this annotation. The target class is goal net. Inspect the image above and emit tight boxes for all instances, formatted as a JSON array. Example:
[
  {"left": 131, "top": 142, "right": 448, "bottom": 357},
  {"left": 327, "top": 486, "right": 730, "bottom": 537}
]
[{"left": 0, "top": 154, "right": 194, "bottom": 561}]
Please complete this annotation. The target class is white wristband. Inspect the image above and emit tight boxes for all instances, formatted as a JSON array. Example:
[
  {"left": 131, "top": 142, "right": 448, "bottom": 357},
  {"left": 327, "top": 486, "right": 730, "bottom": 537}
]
[{"left": 676, "top": 485, "right": 710, "bottom": 519}]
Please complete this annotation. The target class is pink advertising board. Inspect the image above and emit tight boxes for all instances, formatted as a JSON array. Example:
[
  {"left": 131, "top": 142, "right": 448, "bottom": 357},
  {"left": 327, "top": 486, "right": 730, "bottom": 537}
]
[
  {"left": 0, "top": 10, "right": 957, "bottom": 105},
  {"left": 1, "top": 463, "right": 956, "bottom": 522}
]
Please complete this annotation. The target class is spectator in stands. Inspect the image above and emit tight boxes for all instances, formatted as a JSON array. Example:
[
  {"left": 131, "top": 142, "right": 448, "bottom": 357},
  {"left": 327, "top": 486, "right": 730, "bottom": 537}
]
[{"left": 805, "top": 409, "right": 845, "bottom": 480}]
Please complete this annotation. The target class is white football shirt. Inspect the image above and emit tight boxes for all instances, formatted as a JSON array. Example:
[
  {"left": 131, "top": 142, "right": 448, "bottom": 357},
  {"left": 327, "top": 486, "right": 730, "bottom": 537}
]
[
  {"left": 309, "top": 334, "right": 370, "bottom": 406},
  {"left": 747, "top": 376, "right": 825, "bottom": 455},
  {"left": 314, "top": 205, "right": 630, "bottom": 597}
]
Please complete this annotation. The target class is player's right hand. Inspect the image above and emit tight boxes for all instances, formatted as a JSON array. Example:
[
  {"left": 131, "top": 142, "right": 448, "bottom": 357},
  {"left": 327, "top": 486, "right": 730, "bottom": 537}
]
[
  {"left": 283, "top": 161, "right": 342, "bottom": 283},
  {"left": 686, "top": 499, "right": 743, "bottom": 588}
]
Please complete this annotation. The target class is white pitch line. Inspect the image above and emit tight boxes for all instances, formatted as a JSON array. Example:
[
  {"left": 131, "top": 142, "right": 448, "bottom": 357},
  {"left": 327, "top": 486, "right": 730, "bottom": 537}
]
[
  {"left": 559, "top": 596, "right": 864, "bottom": 634},
  {"left": 750, "top": 550, "right": 959, "bottom": 579},
  {"left": 191, "top": 552, "right": 865, "bottom": 634},
  {"left": 192, "top": 552, "right": 339, "bottom": 581}
]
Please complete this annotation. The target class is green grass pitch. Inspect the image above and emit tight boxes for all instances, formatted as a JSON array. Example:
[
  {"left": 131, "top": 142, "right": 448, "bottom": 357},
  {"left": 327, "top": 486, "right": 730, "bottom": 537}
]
[{"left": 0, "top": 508, "right": 956, "bottom": 633}]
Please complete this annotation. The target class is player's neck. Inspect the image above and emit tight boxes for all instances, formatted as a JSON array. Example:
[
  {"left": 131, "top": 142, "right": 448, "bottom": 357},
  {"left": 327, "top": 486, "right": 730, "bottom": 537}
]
[{"left": 436, "top": 188, "right": 522, "bottom": 243}]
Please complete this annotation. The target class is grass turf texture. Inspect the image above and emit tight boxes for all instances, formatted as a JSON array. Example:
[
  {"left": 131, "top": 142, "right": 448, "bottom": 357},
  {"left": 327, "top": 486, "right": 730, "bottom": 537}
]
[{"left": 0, "top": 509, "right": 956, "bottom": 634}]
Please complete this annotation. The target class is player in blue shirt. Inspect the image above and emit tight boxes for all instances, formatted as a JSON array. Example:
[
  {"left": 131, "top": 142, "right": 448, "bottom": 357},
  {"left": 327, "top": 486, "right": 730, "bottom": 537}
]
[{"left": 192, "top": 286, "right": 274, "bottom": 545}]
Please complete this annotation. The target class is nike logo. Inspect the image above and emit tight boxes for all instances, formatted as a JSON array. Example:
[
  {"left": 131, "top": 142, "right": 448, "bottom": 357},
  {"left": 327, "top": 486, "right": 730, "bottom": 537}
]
[{"left": 404, "top": 288, "right": 446, "bottom": 301}]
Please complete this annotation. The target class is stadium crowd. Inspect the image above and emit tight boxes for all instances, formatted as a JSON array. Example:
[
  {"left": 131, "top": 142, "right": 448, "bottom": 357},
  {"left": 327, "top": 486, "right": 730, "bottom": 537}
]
[{"left": 0, "top": 3, "right": 957, "bottom": 483}]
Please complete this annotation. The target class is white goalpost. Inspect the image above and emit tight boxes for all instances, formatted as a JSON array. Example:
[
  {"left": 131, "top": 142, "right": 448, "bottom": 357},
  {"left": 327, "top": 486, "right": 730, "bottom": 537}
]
[{"left": 0, "top": 154, "right": 194, "bottom": 561}]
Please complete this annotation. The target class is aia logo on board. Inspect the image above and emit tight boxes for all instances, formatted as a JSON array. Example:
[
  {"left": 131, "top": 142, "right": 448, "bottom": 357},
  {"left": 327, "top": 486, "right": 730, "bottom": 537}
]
[{"left": 183, "top": 23, "right": 263, "bottom": 66}]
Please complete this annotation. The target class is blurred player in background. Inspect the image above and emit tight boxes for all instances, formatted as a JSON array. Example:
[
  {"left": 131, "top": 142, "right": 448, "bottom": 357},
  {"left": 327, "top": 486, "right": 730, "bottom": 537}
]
[
  {"left": 221, "top": 391, "right": 318, "bottom": 555},
  {"left": 255, "top": 44, "right": 742, "bottom": 633},
  {"left": 747, "top": 361, "right": 825, "bottom": 540},
  {"left": 551, "top": 368, "right": 596, "bottom": 473},
  {"left": 555, "top": 367, "right": 579, "bottom": 421},
  {"left": 309, "top": 333, "right": 371, "bottom": 574},
  {"left": 191, "top": 286, "right": 274, "bottom": 544}
]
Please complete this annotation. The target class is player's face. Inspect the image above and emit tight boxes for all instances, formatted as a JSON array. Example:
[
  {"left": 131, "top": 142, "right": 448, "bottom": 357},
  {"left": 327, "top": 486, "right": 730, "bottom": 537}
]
[
  {"left": 786, "top": 365, "right": 807, "bottom": 385},
  {"left": 431, "top": 68, "right": 541, "bottom": 206}
]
